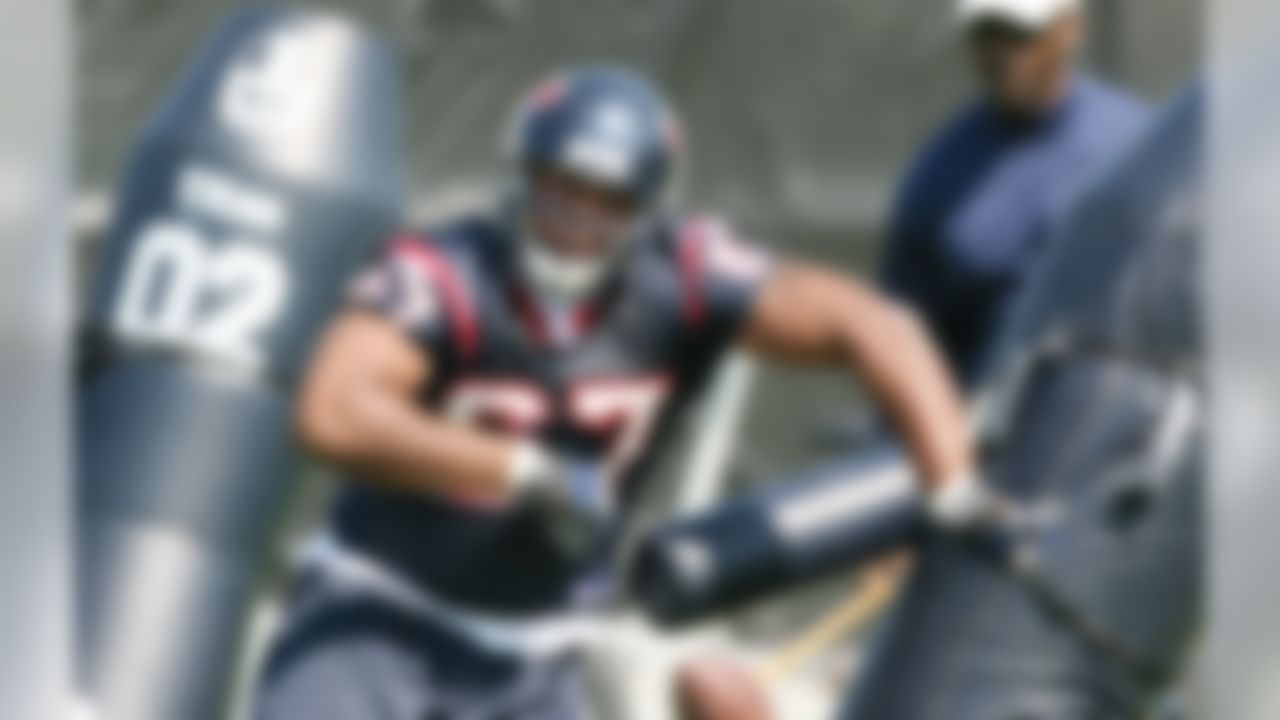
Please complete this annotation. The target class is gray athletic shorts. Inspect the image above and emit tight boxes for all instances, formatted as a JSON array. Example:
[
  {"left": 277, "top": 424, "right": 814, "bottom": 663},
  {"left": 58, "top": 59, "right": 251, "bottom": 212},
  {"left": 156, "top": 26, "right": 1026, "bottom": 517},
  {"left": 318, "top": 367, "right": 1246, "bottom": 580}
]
[{"left": 253, "top": 570, "right": 593, "bottom": 720}]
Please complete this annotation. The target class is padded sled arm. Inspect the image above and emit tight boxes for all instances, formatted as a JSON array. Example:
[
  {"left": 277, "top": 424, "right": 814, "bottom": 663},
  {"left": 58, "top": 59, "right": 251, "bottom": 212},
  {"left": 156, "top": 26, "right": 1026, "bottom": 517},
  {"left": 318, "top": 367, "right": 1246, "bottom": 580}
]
[{"left": 631, "top": 446, "right": 924, "bottom": 626}]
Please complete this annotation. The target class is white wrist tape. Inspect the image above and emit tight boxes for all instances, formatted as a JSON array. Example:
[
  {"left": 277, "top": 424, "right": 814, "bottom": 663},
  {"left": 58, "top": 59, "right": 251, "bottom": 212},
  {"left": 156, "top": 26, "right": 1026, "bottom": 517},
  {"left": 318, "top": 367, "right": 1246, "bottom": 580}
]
[
  {"left": 505, "top": 442, "right": 558, "bottom": 496},
  {"left": 926, "top": 473, "right": 991, "bottom": 530}
]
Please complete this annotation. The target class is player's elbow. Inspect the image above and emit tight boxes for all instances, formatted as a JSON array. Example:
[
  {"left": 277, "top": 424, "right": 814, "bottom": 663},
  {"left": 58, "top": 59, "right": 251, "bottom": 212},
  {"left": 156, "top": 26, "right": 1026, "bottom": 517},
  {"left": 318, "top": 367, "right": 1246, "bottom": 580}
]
[
  {"left": 835, "top": 285, "right": 938, "bottom": 375},
  {"left": 879, "top": 297, "right": 932, "bottom": 352}
]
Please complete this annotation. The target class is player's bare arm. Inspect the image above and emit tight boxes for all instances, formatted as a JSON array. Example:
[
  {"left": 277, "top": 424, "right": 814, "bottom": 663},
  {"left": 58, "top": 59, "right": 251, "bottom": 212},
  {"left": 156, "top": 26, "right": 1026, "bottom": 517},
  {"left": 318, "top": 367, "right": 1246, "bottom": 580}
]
[
  {"left": 741, "top": 261, "right": 975, "bottom": 491},
  {"left": 296, "top": 310, "right": 518, "bottom": 499}
]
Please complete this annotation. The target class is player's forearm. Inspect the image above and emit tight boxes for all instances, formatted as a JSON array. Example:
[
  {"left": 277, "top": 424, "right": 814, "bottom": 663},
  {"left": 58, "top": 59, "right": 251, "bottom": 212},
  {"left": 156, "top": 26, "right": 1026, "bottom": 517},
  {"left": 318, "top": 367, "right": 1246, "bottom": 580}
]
[
  {"left": 298, "top": 377, "right": 518, "bottom": 499},
  {"left": 743, "top": 264, "right": 975, "bottom": 489},
  {"left": 297, "top": 312, "right": 529, "bottom": 500},
  {"left": 837, "top": 303, "right": 974, "bottom": 490},
  {"left": 350, "top": 401, "right": 518, "bottom": 498}
]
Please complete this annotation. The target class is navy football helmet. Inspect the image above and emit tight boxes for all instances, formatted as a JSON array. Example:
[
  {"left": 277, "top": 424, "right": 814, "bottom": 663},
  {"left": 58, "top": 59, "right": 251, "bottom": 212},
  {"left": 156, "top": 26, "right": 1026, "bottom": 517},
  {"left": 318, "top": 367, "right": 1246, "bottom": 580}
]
[{"left": 505, "top": 65, "right": 683, "bottom": 300}]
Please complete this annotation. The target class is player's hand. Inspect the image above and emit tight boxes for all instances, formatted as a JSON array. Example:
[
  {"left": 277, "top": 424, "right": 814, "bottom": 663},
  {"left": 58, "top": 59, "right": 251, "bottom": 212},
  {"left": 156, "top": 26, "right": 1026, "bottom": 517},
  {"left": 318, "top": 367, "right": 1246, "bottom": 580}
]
[
  {"left": 508, "top": 443, "right": 615, "bottom": 557},
  {"left": 925, "top": 473, "right": 1011, "bottom": 534}
]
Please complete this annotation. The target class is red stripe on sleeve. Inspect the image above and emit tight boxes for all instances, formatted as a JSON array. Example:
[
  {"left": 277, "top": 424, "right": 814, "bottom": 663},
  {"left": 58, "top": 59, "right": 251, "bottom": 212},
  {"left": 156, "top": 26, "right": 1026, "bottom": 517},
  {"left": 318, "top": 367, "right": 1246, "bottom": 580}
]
[
  {"left": 392, "top": 235, "right": 481, "bottom": 359},
  {"left": 678, "top": 219, "right": 708, "bottom": 328}
]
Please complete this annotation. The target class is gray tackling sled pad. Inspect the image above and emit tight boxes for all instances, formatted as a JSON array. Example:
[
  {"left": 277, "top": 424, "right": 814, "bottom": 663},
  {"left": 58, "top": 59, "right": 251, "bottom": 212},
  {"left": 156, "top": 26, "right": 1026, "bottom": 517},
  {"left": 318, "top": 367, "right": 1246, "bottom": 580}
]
[{"left": 77, "top": 9, "right": 403, "bottom": 720}]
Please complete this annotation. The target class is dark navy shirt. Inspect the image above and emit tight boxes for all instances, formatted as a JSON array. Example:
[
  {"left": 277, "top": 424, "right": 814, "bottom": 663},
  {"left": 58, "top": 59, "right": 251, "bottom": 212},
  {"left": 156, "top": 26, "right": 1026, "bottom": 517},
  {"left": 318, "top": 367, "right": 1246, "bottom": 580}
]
[{"left": 880, "top": 73, "right": 1150, "bottom": 387}]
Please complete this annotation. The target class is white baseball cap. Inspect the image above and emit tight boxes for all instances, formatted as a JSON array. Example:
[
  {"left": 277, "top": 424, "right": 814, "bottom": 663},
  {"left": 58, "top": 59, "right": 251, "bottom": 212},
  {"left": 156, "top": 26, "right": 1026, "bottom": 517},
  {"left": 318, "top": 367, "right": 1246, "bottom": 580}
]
[{"left": 958, "top": 0, "right": 1080, "bottom": 30}]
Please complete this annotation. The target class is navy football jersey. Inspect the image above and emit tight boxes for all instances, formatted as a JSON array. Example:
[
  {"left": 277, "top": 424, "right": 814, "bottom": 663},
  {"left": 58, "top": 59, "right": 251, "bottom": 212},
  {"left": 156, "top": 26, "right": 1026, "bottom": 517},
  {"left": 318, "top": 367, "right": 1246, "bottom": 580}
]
[{"left": 330, "top": 212, "right": 772, "bottom": 614}]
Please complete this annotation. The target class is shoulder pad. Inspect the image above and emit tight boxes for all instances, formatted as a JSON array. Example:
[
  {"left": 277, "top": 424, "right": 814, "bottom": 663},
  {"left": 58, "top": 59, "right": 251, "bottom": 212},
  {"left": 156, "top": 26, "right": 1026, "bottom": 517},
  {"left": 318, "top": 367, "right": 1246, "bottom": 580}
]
[{"left": 387, "top": 229, "right": 481, "bottom": 358}]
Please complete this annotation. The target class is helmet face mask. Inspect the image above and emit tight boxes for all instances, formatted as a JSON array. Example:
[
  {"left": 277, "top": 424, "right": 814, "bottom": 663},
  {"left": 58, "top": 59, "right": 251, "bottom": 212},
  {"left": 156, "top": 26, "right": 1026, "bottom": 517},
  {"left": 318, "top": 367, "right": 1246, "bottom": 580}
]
[
  {"left": 506, "top": 65, "right": 681, "bottom": 302},
  {"left": 526, "top": 167, "right": 641, "bottom": 262},
  {"left": 517, "top": 166, "right": 644, "bottom": 301}
]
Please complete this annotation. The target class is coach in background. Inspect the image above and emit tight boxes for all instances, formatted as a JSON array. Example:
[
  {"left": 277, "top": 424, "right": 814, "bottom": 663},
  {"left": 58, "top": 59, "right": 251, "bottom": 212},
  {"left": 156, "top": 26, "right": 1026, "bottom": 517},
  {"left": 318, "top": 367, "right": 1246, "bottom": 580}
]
[{"left": 880, "top": 0, "right": 1150, "bottom": 388}]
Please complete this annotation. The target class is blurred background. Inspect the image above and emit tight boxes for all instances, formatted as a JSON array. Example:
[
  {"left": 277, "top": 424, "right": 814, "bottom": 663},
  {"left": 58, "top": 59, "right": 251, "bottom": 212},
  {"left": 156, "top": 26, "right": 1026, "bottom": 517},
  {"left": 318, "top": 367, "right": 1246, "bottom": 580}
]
[
  {"left": 72, "top": 1, "right": 1203, "bottom": 716},
  {"left": 75, "top": 0, "right": 1200, "bottom": 474}
]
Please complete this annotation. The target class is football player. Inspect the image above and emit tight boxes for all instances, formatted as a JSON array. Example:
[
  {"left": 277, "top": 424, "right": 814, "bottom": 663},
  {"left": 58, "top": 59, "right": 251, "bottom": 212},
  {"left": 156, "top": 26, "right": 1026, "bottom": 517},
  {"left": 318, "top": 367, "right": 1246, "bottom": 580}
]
[{"left": 255, "top": 65, "right": 979, "bottom": 720}]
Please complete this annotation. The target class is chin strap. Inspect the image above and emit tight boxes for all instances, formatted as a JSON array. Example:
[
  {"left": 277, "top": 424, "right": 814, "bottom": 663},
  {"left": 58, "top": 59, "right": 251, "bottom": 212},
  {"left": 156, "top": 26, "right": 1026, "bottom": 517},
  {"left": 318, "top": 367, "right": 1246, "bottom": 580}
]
[{"left": 518, "top": 239, "right": 612, "bottom": 302}]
